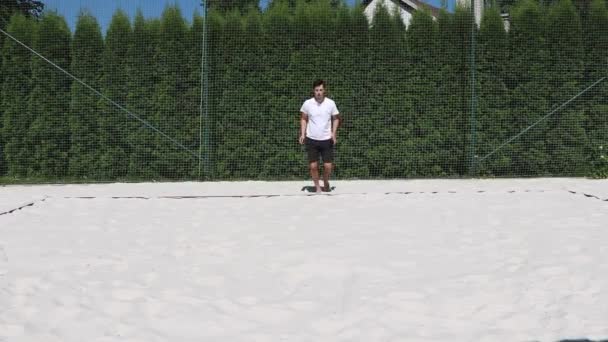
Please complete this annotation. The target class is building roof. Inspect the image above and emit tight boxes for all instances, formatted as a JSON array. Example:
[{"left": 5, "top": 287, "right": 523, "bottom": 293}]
[{"left": 363, "top": 0, "right": 443, "bottom": 18}]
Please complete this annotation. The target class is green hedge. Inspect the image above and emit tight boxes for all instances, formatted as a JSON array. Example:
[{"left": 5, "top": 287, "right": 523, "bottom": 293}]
[{"left": 1, "top": 0, "right": 607, "bottom": 182}]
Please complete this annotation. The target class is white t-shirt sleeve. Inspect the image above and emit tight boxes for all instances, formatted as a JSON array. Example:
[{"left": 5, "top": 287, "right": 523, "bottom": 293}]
[
  {"left": 331, "top": 101, "right": 339, "bottom": 116},
  {"left": 300, "top": 101, "right": 308, "bottom": 114}
]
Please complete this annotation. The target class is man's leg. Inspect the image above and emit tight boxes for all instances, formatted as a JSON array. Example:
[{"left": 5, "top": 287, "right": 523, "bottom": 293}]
[
  {"left": 309, "top": 161, "right": 321, "bottom": 192},
  {"left": 322, "top": 162, "right": 332, "bottom": 191},
  {"left": 320, "top": 139, "right": 334, "bottom": 191},
  {"left": 305, "top": 138, "right": 322, "bottom": 192}
]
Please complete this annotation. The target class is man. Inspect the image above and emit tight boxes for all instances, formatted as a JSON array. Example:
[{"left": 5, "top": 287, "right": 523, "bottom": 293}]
[{"left": 299, "top": 79, "right": 341, "bottom": 193}]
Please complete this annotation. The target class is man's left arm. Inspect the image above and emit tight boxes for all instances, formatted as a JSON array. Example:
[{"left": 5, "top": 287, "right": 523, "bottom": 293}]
[{"left": 331, "top": 112, "right": 341, "bottom": 144}]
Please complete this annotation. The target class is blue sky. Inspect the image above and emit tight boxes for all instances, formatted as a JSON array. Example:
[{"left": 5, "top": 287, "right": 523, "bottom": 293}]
[
  {"left": 44, "top": 0, "right": 207, "bottom": 33},
  {"left": 43, "top": 0, "right": 449, "bottom": 34}
]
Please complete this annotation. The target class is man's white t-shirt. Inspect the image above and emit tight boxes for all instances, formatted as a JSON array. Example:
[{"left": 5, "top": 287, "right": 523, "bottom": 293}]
[{"left": 300, "top": 97, "right": 339, "bottom": 141}]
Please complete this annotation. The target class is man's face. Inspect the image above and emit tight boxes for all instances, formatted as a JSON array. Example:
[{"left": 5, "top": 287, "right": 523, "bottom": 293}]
[{"left": 314, "top": 84, "right": 325, "bottom": 101}]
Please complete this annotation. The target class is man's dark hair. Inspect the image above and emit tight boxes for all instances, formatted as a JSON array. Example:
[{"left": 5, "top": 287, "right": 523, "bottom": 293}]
[{"left": 313, "top": 79, "right": 325, "bottom": 89}]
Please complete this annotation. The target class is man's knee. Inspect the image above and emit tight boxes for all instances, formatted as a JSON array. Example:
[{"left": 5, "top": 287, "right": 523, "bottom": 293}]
[{"left": 309, "top": 161, "right": 319, "bottom": 169}]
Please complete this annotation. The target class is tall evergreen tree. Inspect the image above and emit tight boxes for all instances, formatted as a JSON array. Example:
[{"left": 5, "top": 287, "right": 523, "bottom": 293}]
[
  {"left": 125, "top": 13, "right": 161, "bottom": 178},
  {"left": 507, "top": 0, "right": 550, "bottom": 175},
  {"left": 544, "top": 0, "right": 586, "bottom": 175},
  {"left": 0, "top": 0, "right": 43, "bottom": 22},
  {"left": 214, "top": 8, "right": 289, "bottom": 179},
  {"left": 1, "top": 14, "right": 36, "bottom": 176},
  {"left": 213, "top": 10, "right": 249, "bottom": 179},
  {"left": 583, "top": 0, "right": 608, "bottom": 83},
  {"left": 68, "top": 12, "right": 103, "bottom": 177},
  {"left": 98, "top": 10, "right": 131, "bottom": 179},
  {"left": 405, "top": 9, "right": 442, "bottom": 176},
  {"left": 433, "top": 6, "right": 474, "bottom": 176},
  {"left": 336, "top": 3, "right": 371, "bottom": 178},
  {"left": 187, "top": 12, "right": 205, "bottom": 178},
  {"left": 582, "top": 0, "right": 608, "bottom": 176},
  {"left": 207, "top": 0, "right": 259, "bottom": 12},
  {"left": 203, "top": 9, "right": 225, "bottom": 179},
  {"left": 26, "top": 12, "right": 71, "bottom": 177},
  {"left": 366, "top": 3, "right": 411, "bottom": 177},
  {"left": 152, "top": 5, "right": 193, "bottom": 179},
  {"left": 0, "top": 0, "right": 44, "bottom": 49},
  {"left": 475, "top": 6, "right": 511, "bottom": 175},
  {"left": 327, "top": 4, "right": 356, "bottom": 178},
  {"left": 243, "top": 9, "right": 292, "bottom": 178},
  {"left": 257, "top": 1, "right": 299, "bottom": 179},
  {"left": 267, "top": 0, "right": 344, "bottom": 10}
]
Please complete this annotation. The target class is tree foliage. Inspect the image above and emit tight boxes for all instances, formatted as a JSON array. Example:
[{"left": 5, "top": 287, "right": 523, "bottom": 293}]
[{"left": 1, "top": 0, "right": 606, "bottom": 181}]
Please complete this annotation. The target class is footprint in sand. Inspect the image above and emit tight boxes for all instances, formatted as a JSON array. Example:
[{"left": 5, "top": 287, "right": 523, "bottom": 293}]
[
  {"left": 54, "top": 294, "right": 79, "bottom": 307},
  {"left": 112, "top": 288, "right": 144, "bottom": 301},
  {"left": 0, "top": 246, "right": 7, "bottom": 276},
  {"left": 387, "top": 291, "right": 427, "bottom": 301},
  {"left": 102, "top": 301, "right": 133, "bottom": 317},
  {"left": 142, "top": 298, "right": 166, "bottom": 317},
  {"left": 506, "top": 257, "right": 526, "bottom": 272},
  {"left": 570, "top": 254, "right": 594, "bottom": 265},
  {"left": 0, "top": 323, "right": 25, "bottom": 338},
  {"left": 142, "top": 272, "right": 159, "bottom": 285},
  {"left": 236, "top": 296, "right": 259, "bottom": 306},
  {"left": 113, "top": 262, "right": 129, "bottom": 273},
  {"left": 288, "top": 300, "right": 318, "bottom": 311},
  {"left": 194, "top": 275, "right": 225, "bottom": 287},
  {"left": 537, "top": 266, "right": 566, "bottom": 277},
  {"left": 14, "top": 277, "right": 44, "bottom": 294}
]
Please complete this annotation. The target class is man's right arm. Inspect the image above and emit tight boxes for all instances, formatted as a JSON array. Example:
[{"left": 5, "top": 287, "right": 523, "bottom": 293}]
[{"left": 299, "top": 112, "right": 308, "bottom": 144}]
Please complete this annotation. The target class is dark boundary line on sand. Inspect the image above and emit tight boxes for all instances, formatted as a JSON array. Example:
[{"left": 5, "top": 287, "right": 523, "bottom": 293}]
[
  {"left": 65, "top": 193, "right": 356, "bottom": 199},
  {"left": 0, "top": 197, "right": 48, "bottom": 216},
  {"left": 545, "top": 339, "right": 608, "bottom": 342},
  {"left": 567, "top": 190, "right": 608, "bottom": 202},
  {"left": 62, "top": 189, "right": 555, "bottom": 200},
  {"left": 3, "top": 190, "right": 605, "bottom": 210}
]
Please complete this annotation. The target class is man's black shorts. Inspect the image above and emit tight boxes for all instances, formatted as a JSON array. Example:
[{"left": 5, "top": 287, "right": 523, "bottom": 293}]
[{"left": 305, "top": 137, "right": 334, "bottom": 163}]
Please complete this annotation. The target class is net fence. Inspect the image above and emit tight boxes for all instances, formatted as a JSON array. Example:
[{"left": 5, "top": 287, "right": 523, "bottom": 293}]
[{"left": 0, "top": 0, "right": 607, "bottom": 183}]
